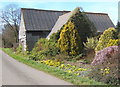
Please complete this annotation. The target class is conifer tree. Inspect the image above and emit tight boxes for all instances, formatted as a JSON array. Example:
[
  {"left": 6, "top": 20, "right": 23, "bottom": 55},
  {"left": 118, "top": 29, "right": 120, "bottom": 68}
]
[
  {"left": 58, "top": 21, "right": 81, "bottom": 55},
  {"left": 58, "top": 7, "right": 93, "bottom": 56}
]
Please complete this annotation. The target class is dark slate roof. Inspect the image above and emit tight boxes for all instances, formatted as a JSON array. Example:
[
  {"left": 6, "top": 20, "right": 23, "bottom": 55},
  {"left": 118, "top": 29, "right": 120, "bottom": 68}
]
[
  {"left": 21, "top": 8, "right": 69, "bottom": 31},
  {"left": 47, "top": 11, "right": 115, "bottom": 38},
  {"left": 85, "top": 12, "right": 115, "bottom": 32}
]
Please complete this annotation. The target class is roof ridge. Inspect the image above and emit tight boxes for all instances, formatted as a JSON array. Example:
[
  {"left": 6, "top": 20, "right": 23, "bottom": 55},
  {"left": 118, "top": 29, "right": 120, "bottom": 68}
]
[
  {"left": 21, "top": 8, "right": 108, "bottom": 15},
  {"left": 84, "top": 12, "right": 108, "bottom": 15},
  {"left": 21, "top": 8, "right": 70, "bottom": 12}
]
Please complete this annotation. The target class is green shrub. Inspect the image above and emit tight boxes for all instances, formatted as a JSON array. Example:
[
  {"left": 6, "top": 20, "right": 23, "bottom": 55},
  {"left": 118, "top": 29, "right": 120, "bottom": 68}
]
[
  {"left": 83, "top": 37, "right": 98, "bottom": 50},
  {"left": 53, "top": 54, "right": 70, "bottom": 62},
  {"left": 58, "top": 21, "right": 82, "bottom": 56},
  {"left": 16, "top": 44, "right": 29, "bottom": 56},
  {"left": 57, "top": 7, "right": 94, "bottom": 56},
  {"left": 29, "top": 50, "right": 46, "bottom": 61},
  {"left": 33, "top": 38, "right": 48, "bottom": 51},
  {"left": 29, "top": 38, "right": 60, "bottom": 61},
  {"left": 95, "top": 27, "right": 117, "bottom": 51},
  {"left": 49, "top": 30, "right": 60, "bottom": 43},
  {"left": 16, "top": 44, "right": 22, "bottom": 54},
  {"left": 70, "top": 7, "right": 94, "bottom": 42},
  {"left": 118, "top": 32, "right": 120, "bottom": 39}
]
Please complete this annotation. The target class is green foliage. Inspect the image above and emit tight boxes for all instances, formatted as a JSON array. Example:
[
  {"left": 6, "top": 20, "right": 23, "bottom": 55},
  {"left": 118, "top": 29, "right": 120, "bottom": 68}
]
[
  {"left": 116, "top": 21, "right": 120, "bottom": 32},
  {"left": 29, "top": 38, "right": 60, "bottom": 60},
  {"left": 16, "top": 44, "right": 29, "bottom": 56},
  {"left": 118, "top": 32, "right": 120, "bottom": 39},
  {"left": 32, "top": 38, "right": 49, "bottom": 52},
  {"left": 57, "top": 7, "right": 94, "bottom": 56},
  {"left": 58, "top": 21, "right": 82, "bottom": 56},
  {"left": 29, "top": 50, "right": 46, "bottom": 60},
  {"left": 69, "top": 7, "right": 94, "bottom": 42},
  {"left": 49, "top": 30, "right": 60, "bottom": 43},
  {"left": 74, "top": 53, "right": 83, "bottom": 59},
  {"left": 83, "top": 37, "right": 98, "bottom": 50},
  {"left": 53, "top": 54, "right": 70, "bottom": 62},
  {"left": 95, "top": 27, "right": 117, "bottom": 51},
  {"left": 107, "top": 39, "right": 120, "bottom": 47},
  {"left": 16, "top": 44, "right": 22, "bottom": 54},
  {"left": 89, "top": 65, "right": 119, "bottom": 85}
]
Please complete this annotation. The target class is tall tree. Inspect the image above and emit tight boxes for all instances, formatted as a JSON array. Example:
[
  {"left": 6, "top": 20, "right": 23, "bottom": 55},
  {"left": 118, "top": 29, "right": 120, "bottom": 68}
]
[
  {"left": 116, "top": 21, "right": 120, "bottom": 32},
  {"left": 116, "top": 21, "right": 120, "bottom": 39},
  {"left": 2, "top": 24, "right": 19, "bottom": 47},
  {"left": 1, "top": 4, "right": 20, "bottom": 47},
  {"left": 58, "top": 21, "right": 82, "bottom": 56}
]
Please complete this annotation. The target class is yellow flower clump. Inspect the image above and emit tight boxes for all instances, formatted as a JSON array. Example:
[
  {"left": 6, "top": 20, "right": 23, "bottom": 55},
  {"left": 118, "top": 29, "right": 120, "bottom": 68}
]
[
  {"left": 100, "top": 67, "right": 110, "bottom": 75},
  {"left": 107, "top": 39, "right": 120, "bottom": 47},
  {"left": 95, "top": 27, "right": 117, "bottom": 51},
  {"left": 40, "top": 59, "right": 88, "bottom": 76}
]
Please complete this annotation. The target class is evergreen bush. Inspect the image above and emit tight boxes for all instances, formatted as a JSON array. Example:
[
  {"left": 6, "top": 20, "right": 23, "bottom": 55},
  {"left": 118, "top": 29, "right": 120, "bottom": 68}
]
[
  {"left": 58, "top": 21, "right": 82, "bottom": 56},
  {"left": 49, "top": 30, "right": 60, "bottom": 43},
  {"left": 70, "top": 7, "right": 94, "bottom": 43}
]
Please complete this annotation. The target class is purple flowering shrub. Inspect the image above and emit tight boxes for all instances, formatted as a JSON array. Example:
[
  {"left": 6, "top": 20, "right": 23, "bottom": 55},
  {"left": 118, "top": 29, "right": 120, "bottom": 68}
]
[
  {"left": 91, "top": 46, "right": 119, "bottom": 66},
  {"left": 88, "top": 46, "right": 120, "bottom": 85}
]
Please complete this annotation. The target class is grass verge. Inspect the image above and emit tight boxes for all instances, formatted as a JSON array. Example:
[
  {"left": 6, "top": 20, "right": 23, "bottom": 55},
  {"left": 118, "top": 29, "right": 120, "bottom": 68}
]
[{"left": 2, "top": 48, "right": 107, "bottom": 85}]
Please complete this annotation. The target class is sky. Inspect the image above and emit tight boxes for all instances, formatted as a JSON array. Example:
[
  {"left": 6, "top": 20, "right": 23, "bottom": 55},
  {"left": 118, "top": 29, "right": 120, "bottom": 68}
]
[
  {"left": 118, "top": 1, "right": 120, "bottom": 21},
  {"left": 0, "top": 0, "right": 119, "bottom": 33}
]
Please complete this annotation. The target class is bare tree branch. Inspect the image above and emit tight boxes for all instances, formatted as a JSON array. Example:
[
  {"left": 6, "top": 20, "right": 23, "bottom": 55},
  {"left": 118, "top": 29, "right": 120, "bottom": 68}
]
[{"left": 1, "top": 4, "right": 20, "bottom": 47}]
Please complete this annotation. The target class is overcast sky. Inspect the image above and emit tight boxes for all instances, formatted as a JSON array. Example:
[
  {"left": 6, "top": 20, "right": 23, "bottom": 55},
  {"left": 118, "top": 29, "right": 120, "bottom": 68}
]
[{"left": 0, "top": 0, "right": 119, "bottom": 33}]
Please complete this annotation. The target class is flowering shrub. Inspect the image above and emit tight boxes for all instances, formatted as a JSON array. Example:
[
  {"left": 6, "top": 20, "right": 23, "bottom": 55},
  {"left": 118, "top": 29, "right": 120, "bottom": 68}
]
[
  {"left": 91, "top": 46, "right": 119, "bottom": 65},
  {"left": 90, "top": 46, "right": 120, "bottom": 85},
  {"left": 95, "top": 27, "right": 117, "bottom": 51},
  {"left": 107, "top": 39, "right": 120, "bottom": 47}
]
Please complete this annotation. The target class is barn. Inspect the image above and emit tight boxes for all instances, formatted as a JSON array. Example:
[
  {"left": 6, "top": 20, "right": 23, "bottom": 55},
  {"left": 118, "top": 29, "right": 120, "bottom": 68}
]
[
  {"left": 19, "top": 8, "right": 68, "bottom": 51},
  {"left": 19, "top": 8, "right": 115, "bottom": 51}
]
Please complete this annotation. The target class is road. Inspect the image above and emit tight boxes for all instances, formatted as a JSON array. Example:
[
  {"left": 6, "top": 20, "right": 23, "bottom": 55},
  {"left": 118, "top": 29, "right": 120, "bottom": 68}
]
[
  {"left": 0, "top": 50, "right": 2, "bottom": 86},
  {"left": 1, "top": 50, "right": 72, "bottom": 85}
]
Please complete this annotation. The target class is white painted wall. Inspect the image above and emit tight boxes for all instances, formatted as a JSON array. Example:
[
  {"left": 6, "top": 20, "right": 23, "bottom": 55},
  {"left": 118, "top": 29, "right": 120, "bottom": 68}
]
[{"left": 19, "top": 12, "right": 27, "bottom": 51}]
